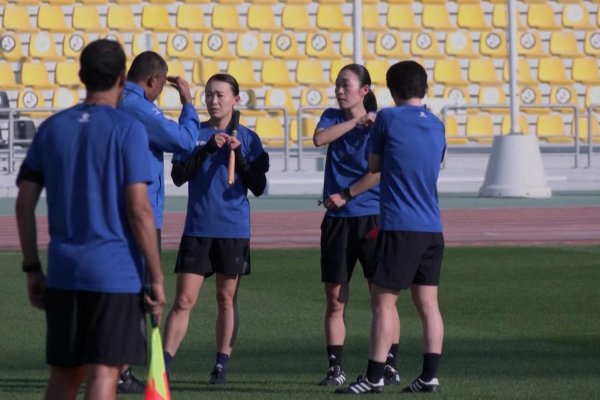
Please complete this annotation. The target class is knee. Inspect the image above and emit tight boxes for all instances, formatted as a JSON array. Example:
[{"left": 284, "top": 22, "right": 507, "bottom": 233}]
[
  {"left": 173, "top": 293, "right": 197, "bottom": 312},
  {"left": 326, "top": 295, "right": 346, "bottom": 314},
  {"left": 216, "top": 291, "right": 235, "bottom": 310}
]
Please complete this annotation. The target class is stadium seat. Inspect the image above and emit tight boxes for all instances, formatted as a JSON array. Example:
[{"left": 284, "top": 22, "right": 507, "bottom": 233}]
[
  {"left": 227, "top": 60, "right": 260, "bottom": 88},
  {"left": 572, "top": 58, "right": 600, "bottom": 84},
  {"left": 38, "top": 6, "right": 71, "bottom": 33},
  {"left": 0, "top": 63, "right": 20, "bottom": 89},
  {"left": 573, "top": 115, "right": 600, "bottom": 143},
  {"left": 445, "top": 31, "right": 477, "bottom": 58},
  {"left": 561, "top": 4, "right": 593, "bottom": 30},
  {"left": 166, "top": 60, "right": 186, "bottom": 80},
  {"left": 365, "top": 60, "right": 390, "bottom": 86},
  {"left": 166, "top": 32, "right": 198, "bottom": 60},
  {"left": 433, "top": 59, "right": 467, "bottom": 86},
  {"left": 306, "top": 32, "right": 340, "bottom": 60},
  {"left": 72, "top": 6, "right": 107, "bottom": 33},
  {"left": 442, "top": 87, "right": 471, "bottom": 110},
  {"left": 114, "top": 0, "right": 142, "bottom": 3},
  {"left": 519, "top": 85, "right": 544, "bottom": 113},
  {"left": 247, "top": 5, "right": 281, "bottom": 32},
  {"left": 527, "top": 3, "right": 560, "bottom": 30},
  {"left": 192, "top": 59, "right": 220, "bottom": 86},
  {"left": 465, "top": 114, "right": 495, "bottom": 144},
  {"left": 410, "top": 32, "right": 442, "bottom": 58},
  {"left": 55, "top": 61, "right": 82, "bottom": 88},
  {"left": 468, "top": 59, "right": 501, "bottom": 85},
  {"left": 261, "top": 59, "right": 296, "bottom": 87},
  {"left": 238, "top": 89, "right": 261, "bottom": 115},
  {"left": 201, "top": 32, "right": 234, "bottom": 59},
  {"left": 255, "top": 116, "right": 285, "bottom": 147},
  {"left": 63, "top": 33, "right": 88, "bottom": 59},
  {"left": 142, "top": 5, "right": 176, "bottom": 31},
  {"left": 296, "top": 60, "right": 329, "bottom": 87},
  {"left": 212, "top": 5, "right": 245, "bottom": 32},
  {"left": 480, "top": 31, "right": 507, "bottom": 57},
  {"left": 329, "top": 59, "right": 354, "bottom": 84},
  {"left": 478, "top": 86, "right": 507, "bottom": 114},
  {"left": 537, "top": 58, "right": 571, "bottom": 85},
  {"left": 2, "top": 6, "right": 36, "bottom": 32},
  {"left": 215, "top": 0, "right": 243, "bottom": 4},
  {"left": 281, "top": 5, "right": 316, "bottom": 32},
  {"left": 29, "top": 32, "right": 63, "bottom": 61},
  {"left": 9, "top": 0, "right": 40, "bottom": 5},
  {"left": 517, "top": 31, "right": 546, "bottom": 58},
  {"left": 385, "top": 0, "right": 414, "bottom": 3},
  {"left": 585, "top": 86, "right": 600, "bottom": 109},
  {"left": 374, "top": 32, "right": 406, "bottom": 58},
  {"left": 176, "top": 5, "right": 210, "bottom": 32},
  {"left": 503, "top": 59, "right": 536, "bottom": 85},
  {"left": 289, "top": 117, "right": 318, "bottom": 145},
  {"left": 500, "top": 115, "right": 529, "bottom": 135},
  {"left": 107, "top": 6, "right": 141, "bottom": 32},
  {"left": 21, "top": 62, "right": 53, "bottom": 89},
  {"left": 247, "top": 0, "right": 278, "bottom": 4},
  {"left": 270, "top": 33, "right": 302, "bottom": 59},
  {"left": 549, "top": 31, "right": 582, "bottom": 58},
  {"left": 0, "top": 33, "right": 24, "bottom": 61},
  {"left": 444, "top": 115, "right": 469, "bottom": 145},
  {"left": 317, "top": 5, "right": 351, "bottom": 32},
  {"left": 340, "top": 33, "right": 374, "bottom": 60},
  {"left": 373, "top": 86, "right": 394, "bottom": 107},
  {"left": 132, "top": 33, "right": 160, "bottom": 56},
  {"left": 584, "top": 32, "right": 600, "bottom": 57},
  {"left": 492, "top": 4, "right": 526, "bottom": 29},
  {"left": 264, "top": 88, "right": 296, "bottom": 117},
  {"left": 17, "top": 89, "right": 44, "bottom": 109},
  {"left": 422, "top": 5, "right": 456, "bottom": 31},
  {"left": 362, "top": 5, "right": 385, "bottom": 32},
  {"left": 52, "top": 88, "right": 79, "bottom": 108},
  {"left": 158, "top": 87, "right": 182, "bottom": 118},
  {"left": 457, "top": 4, "right": 490, "bottom": 30},
  {"left": 387, "top": 5, "right": 419, "bottom": 31},
  {"left": 237, "top": 32, "right": 269, "bottom": 59},
  {"left": 535, "top": 114, "right": 572, "bottom": 143},
  {"left": 549, "top": 86, "right": 580, "bottom": 110},
  {"left": 299, "top": 87, "right": 331, "bottom": 113},
  {"left": 147, "top": 0, "right": 176, "bottom": 3}
]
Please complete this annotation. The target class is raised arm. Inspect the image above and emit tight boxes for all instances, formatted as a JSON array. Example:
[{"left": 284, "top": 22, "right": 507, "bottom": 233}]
[{"left": 313, "top": 112, "right": 377, "bottom": 147}]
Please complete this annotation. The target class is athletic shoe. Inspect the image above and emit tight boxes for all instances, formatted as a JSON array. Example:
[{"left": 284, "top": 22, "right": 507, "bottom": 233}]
[
  {"left": 319, "top": 365, "right": 346, "bottom": 386},
  {"left": 335, "top": 375, "right": 384, "bottom": 395},
  {"left": 383, "top": 365, "right": 401, "bottom": 385},
  {"left": 117, "top": 367, "right": 145, "bottom": 394},
  {"left": 401, "top": 377, "right": 439, "bottom": 393},
  {"left": 208, "top": 365, "right": 226, "bottom": 385}
]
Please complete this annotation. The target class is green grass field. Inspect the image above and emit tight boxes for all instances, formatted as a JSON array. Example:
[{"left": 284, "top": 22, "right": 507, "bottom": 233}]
[{"left": 1, "top": 247, "right": 599, "bottom": 399}]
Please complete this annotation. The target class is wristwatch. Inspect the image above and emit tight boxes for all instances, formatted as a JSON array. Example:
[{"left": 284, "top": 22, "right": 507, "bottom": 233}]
[
  {"left": 22, "top": 261, "right": 42, "bottom": 273},
  {"left": 341, "top": 187, "right": 354, "bottom": 202}
]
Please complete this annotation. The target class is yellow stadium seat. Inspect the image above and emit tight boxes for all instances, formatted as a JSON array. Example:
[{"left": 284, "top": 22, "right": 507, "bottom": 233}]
[
  {"left": 227, "top": 60, "right": 260, "bottom": 88},
  {"left": 549, "top": 85, "right": 579, "bottom": 110},
  {"left": 503, "top": 59, "right": 536, "bottom": 85},
  {"left": 362, "top": 5, "right": 385, "bottom": 31},
  {"left": 517, "top": 31, "right": 546, "bottom": 57},
  {"left": 18, "top": 89, "right": 44, "bottom": 109},
  {"left": 549, "top": 31, "right": 582, "bottom": 58},
  {"left": 192, "top": 59, "right": 220, "bottom": 86},
  {"left": 147, "top": 0, "right": 176, "bottom": 3},
  {"left": 63, "top": 33, "right": 88, "bottom": 59},
  {"left": 340, "top": 33, "right": 374, "bottom": 60},
  {"left": 270, "top": 33, "right": 302, "bottom": 59},
  {"left": 142, "top": 5, "right": 176, "bottom": 31},
  {"left": 299, "top": 87, "right": 330, "bottom": 113},
  {"left": 573, "top": 115, "right": 600, "bottom": 143},
  {"left": 52, "top": 88, "right": 79, "bottom": 108},
  {"left": 261, "top": 59, "right": 296, "bottom": 87},
  {"left": 166, "top": 32, "right": 198, "bottom": 60},
  {"left": 238, "top": 89, "right": 261, "bottom": 115},
  {"left": 55, "top": 61, "right": 82, "bottom": 88},
  {"left": 212, "top": 5, "right": 245, "bottom": 32},
  {"left": 445, "top": 30, "right": 477, "bottom": 58},
  {"left": 114, "top": 0, "right": 142, "bottom": 3},
  {"left": 10, "top": 0, "right": 40, "bottom": 4},
  {"left": 2, "top": 6, "right": 36, "bottom": 32},
  {"left": 501, "top": 115, "right": 529, "bottom": 135},
  {"left": 236, "top": 32, "right": 269, "bottom": 59},
  {"left": 373, "top": 87, "right": 393, "bottom": 107},
  {"left": 176, "top": 5, "right": 210, "bottom": 32},
  {"left": 46, "top": 0, "right": 74, "bottom": 3},
  {"left": 443, "top": 87, "right": 471, "bottom": 110},
  {"left": 536, "top": 114, "right": 572, "bottom": 143},
  {"left": 492, "top": 4, "right": 526, "bottom": 29},
  {"left": 480, "top": 31, "right": 506, "bottom": 57},
  {"left": 433, "top": 59, "right": 467, "bottom": 86},
  {"left": 585, "top": 86, "right": 600, "bottom": 109},
  {"left": 468, "top": 59, "right": 501, "bottom": 85},
  {"left": 457, "top": 5, "right": 490, "bottom": 30},
  {"left": 0, "top": 33, "right": 25, "bottom": 61},
  {"left": 201, "top": 32, "right": 234, "bottom": 59},
  {"left": 281, "top": 0, "right": 311, "bottom": 3},
  {"left": 247, "top": 0, "right": 278, "bottom": 3},
  {"left": 306, "top": 32, "right": 340, "bottom": 60},
  {"left": 107, "top": 5, "right": 141, "bottom": 32},
  {"left": 296, "top": 59, "right": 329, "bottom": 87},
  {"left": 329, "top": 59, "right": 354, "bottom": 84},
  {"left": 264, "top": 88, "right": 296, "bottom": 117},
  {"left": 216, "top": 0, "right": 243, "bottom": 4},
  {"left": 365, "top": 59, "right": 390, "bottom": 86},
  {"left": 289, "top": 117, "right": 318, "bottom": 145},
  {"left": 29, "top": 32, "right": 63, "bottom": 61},
  {"left": 247, "top": 5, "right": 281, "bottom": 32},
  {"left": 387, "top": 5, "right": 419, "bottom": 31},
  {"left": 255, "top": 116, "right": 285, "bottom": 147},
  {"left": 158, "top": 87, "right": 182, "bottom": 118},
  {"left": 478, "top": 86, "right": 507, "bottom": 114},
  {"left": 422, "top": 5, "right": 456, "bottom": 31},
  {"left": 538, "top": 57, "right": 571, "bottom": 85},
  {"left": 385, "top": 0, "right": 413, "bottom": 3},
  {"left": 562, "top": 4, "right": 593, "bottom": 30},
  {"left": 421, "top": 0, "right": 447, "bottom": 3},
  {"left": 0, "top": 63, "right": 20, "bottom": 89},
  {"left": 584, "top": 32, "right": 600, "bottom": 57},
  {"left": 21, "top": 62, "right": 53, "bottom": 89},
  {"left": 317, "top": 5, "right": 351, "bottom": 32},
  {"left": 444, "top": 115, "right": 469, "bottom": 145},
  {"left": 572, "top": 58, "right": 600, "bottom": 84},
  {"left": 38, "top": 6, "right": 71, "bottom": 32},
  {"left": 72, "top": 6, "right": 107, "bottom": 33},
  {"left": 374, "top": 32, "right": 406, "bottom": 58},
  {"left": 410, "top": 32, "right": 442, "bottom": 58},
  {"left": 166, "top": 60, "right": 186, "bottom": 79},
  {"left": 465, "top": 114, "right": 495, "bottom": 144},
  {"left": 455, "top": 0, "right": 481, "bottom": 3},
  {"left": 132, "top": 33, "right": 160, "bottom": 56},
  {"left": 282, "top": 5, "right": 316, "bottom": 32},
  {"left": 519, "top": 85, "right": 544, "bottom": 113},
  {"left": 527, "top": 4, "right": 560, "bottom": 30}
]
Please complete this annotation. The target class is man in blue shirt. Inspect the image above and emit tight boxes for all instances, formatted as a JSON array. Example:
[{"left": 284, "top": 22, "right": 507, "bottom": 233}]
[
  {"left": 337, "top": 61, "right": 446, "bottom": 395},
  {"left": 15, "top": 39, "right": 165, "bottom": 400}
]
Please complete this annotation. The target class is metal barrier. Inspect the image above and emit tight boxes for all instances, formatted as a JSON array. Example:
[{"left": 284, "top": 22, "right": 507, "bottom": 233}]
[
  {"left": 296, "top": 105, "right": 328, "bottom": 171},
  {"left": 587, "top": 104, "right": 600, "bottom": 167}
]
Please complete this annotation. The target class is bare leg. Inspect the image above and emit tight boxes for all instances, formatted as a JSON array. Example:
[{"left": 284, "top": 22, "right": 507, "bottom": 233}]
[
  {"left": 215, "top": 273, "right": 240, "bottom": 355},
  {"left": 368, "top": 285, "right": 400, "bottom": 363},
  {"left": 45, "top": 366, "right": 85, "bottom": 400},
  {"left": 324, "top": 282, "right": 349, "bottom": 345},
  {"left": 410, "top": 285, "right": 443, "bottom": 354},
  {"left": 84, "top": 364, "right": 120, "bottom": 400}
]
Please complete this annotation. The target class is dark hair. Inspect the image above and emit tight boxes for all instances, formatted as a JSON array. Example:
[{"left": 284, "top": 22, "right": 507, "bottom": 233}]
[
  {"left": 386, "top": 61, "right": 428, "bottom": 100},
  {"left": 79, "top": 39, "right": 126, "bottom": 92},
  {"left": 206, "top": 73, "right": 240, "bottom": 96},
  {"left": 127, "top": 51, "right": 168, "bottom": 82},
  {"left": 339, "top": 63, "right": 377, "bottom": 112}
]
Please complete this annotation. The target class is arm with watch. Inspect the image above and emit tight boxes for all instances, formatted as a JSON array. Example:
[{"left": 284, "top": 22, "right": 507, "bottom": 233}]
[{"left": 322, "top": 171, "right": 380, "bottom": 211}]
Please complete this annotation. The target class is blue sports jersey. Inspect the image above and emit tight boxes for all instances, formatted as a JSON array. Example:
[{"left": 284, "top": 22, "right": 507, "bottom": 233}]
[
  {"left": 173, "top": 122, "right": 265, "bottom": 239},
  {"left": 370, "top": 105, "right": 446, "bottom": 232},
  {"left": 22, "top": 104, "right": 153, "bottom": 293},
  {"left": 317, "top": 108, "right": 379, "bottom": 217},
  {"left": 118, "top": 81, "right": 200, "bottom": 228}
]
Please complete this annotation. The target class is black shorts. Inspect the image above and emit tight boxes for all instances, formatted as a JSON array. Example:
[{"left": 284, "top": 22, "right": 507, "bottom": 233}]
[
  {"left": 45, "top": 288, "right": 146, "bottom": 368},
  {"left": 174, "top": 236, "right": 251, "bottom": 277},
  {"left": 373, "top": 231, "right": 445, "bottom": 291},
  {"left": 320, "top": 215, "right": 379, "bottom": 283}
]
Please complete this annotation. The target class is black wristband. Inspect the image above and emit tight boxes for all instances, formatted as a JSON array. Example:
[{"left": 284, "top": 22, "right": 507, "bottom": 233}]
[
  {"left": 22, "top": 261, "right": 42, "bottom": 273},
  {"left": 342, "top": 187, "right": 354, "bottom": 201}
]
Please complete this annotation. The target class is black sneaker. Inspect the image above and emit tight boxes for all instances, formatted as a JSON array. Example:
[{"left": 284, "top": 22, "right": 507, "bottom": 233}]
[
  {"left": 401, "top": 377, "right": 439, "bottom": 393},
  {"left": 319, "top": 365, "right": 346, "bottom": 386},
  {"left": 208, "top": 364, "right": 226, "bottom": 385},
  {"left": 335, "top": 375, "right": 384, "bottom": 395},
  {"left": 117, "top": 367, "right": 145, "bottom": 394},
  {"left": 383, "top": 365, "right": 400, "bottom": 385}
]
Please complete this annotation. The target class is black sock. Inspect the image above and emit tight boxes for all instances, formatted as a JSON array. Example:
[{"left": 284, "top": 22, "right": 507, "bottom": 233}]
[
  {"left": 420, "top": 353, "right": 441, "bottom": 381},
  {"left": 164, "top": 352, "right": 173, "bottom": 374},
  {"left": 386, "top": 344, "right": 399, "bottom": 368},
  {"left": 216, "top": 352, "right": 230, "bottom": 371},
  {"left": 327, "top": 345, "right": 344, "bottom": 368},
  {"left": 366, "top": 359, "right": 386, "bottom": 384}
]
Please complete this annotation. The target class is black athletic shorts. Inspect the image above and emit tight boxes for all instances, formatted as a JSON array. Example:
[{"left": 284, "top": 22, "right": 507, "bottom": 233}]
[
  {"left": 372, "top": 231, "right": 445, "bottom": 291},
  {"left": 45, "top": 288, "right": 146, "bottom": 367},
  {"left": 320, "top": 215, "right": 379, "bottom": 283},
  {"left": 174, "top": 236, "right": 251, "bottom": 277}
]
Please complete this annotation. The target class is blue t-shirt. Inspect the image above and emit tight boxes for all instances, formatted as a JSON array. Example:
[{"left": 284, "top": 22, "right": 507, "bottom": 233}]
[
  {"left": 118, "top": 81, "right": 200, "bottom": 228},
  {"left": 173, "top": 122, "right": 265, "bottom": 239},
  {"left": 370, "top": 105, "right": 446, "bottom": 232},
  {"left": 22, "top": 104, "right": 153, "bottom": 293},
  {"left": 317, "top": 108, "right": 379, "bottom": 217}
]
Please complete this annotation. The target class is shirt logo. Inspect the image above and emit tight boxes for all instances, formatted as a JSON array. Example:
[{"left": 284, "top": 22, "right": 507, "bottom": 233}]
[
  {"left": 152, "top": 107, "right": 161, "bottom": 116},
  {"left": 419, "top": 111, "right": 427, "bottom": 118},
  {"left": 78, "top": 113, "right": 90, "bottom": 123}
]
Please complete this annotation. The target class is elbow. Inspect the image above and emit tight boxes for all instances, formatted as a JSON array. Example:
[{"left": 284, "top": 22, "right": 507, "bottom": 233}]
[{"left": 313, "top": 136, "right": 324, "bottom": 147}]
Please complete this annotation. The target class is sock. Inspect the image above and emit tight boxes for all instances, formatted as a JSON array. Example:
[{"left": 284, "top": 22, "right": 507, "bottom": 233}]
[
  {"left": 164, "top": 352, "right": 173, "bottom": 374},
  {"left": 327, "top": 345, "right": 344, "bottom": 368},
  {"left": 386, "top": 344, "right": 399, "bottom": 368},
  {"left": 215, "top": 352, "right": 230, "bottom": 372},
  {"left": 420, "top": 353, "right": 441, "bottom": 382},
  {"left": 366, "top": 359, "right": 386, "bottom": 384}
]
